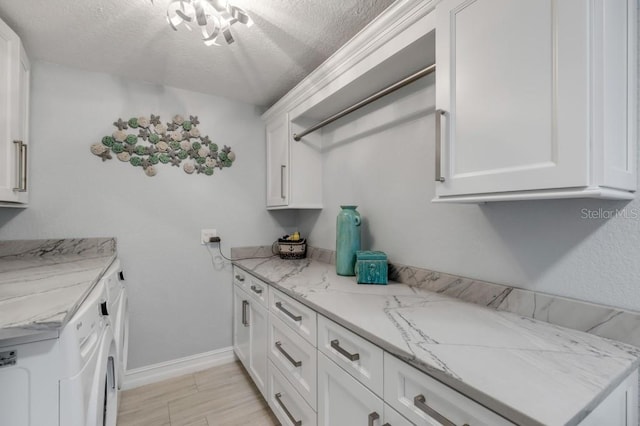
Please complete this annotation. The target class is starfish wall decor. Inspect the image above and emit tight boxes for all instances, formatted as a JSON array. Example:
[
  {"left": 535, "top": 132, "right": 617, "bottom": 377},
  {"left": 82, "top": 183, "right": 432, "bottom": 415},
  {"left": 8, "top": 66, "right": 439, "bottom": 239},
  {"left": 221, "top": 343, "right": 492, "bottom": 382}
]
[{"left": 90, "top": 114, "right": 236, "bottom": 177}]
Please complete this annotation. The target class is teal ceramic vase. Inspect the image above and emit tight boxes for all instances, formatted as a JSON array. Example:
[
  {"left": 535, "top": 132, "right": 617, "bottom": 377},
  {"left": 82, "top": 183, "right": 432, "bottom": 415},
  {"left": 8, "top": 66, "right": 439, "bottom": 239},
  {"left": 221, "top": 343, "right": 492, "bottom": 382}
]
[{"left": 336, "top": 206, "right": 361, "bottom": 276}]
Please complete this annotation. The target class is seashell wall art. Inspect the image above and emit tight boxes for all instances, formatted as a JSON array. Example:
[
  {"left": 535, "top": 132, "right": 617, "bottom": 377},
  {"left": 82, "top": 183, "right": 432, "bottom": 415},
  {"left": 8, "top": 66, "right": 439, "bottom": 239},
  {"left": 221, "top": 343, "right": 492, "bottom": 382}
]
[{"left": 90, "top": 114, "right": 235, "bottom": 177}]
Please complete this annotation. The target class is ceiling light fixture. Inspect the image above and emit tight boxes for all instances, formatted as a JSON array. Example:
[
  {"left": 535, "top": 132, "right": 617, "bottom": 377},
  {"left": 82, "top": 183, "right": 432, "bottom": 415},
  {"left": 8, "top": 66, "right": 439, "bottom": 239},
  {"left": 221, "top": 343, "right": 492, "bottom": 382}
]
[{"left": 151, "top": 0, "right": 253, "bottom": 46}]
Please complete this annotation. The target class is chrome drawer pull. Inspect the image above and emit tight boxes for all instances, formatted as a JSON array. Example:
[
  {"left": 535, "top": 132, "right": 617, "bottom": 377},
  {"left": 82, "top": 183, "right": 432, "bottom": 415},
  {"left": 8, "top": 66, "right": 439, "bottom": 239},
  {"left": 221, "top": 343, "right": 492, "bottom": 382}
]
[
  {"left": 414, "top": 394, "right": 456, "bottom": 426},
  {"left": 241, "top": 300, "right": 249, "bottom": 327},
  {"left": 275, "top": 341, "right": 302, "bottom": 367},
  {"left": 368, "top": 411, "right": 379, "bottom": 426},
  {"left": 250, "top": 285, "right": 263, "bottom": 295},
  {"left": 275, "top": 392, "right": 302, "bottom": 426},
  {"left": 330, "top": 339, "right": 360, "bottom": 361},
  {"left": 276, "top": 301, "right": 302, "bottom": 321},
  {"left": 235, "top": 274, "right": 245, "bottom": 282}
]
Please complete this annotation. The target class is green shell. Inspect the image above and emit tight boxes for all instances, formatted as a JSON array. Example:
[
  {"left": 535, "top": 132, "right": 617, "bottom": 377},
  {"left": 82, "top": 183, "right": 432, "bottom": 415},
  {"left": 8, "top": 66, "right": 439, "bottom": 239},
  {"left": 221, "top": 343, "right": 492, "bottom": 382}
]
[
  {"left": 112, "top": 143, "right": 124, "bottom": 154},
  {"left": 126, "top": 134, "right": 138, "bottom": 145},
  {"left": 182, "top": 121, "right": 192, "bottom": 131},
  {"left": 158, "top": 153, "right": 170, "bottom": 164},
  {"left": 223, "top": 159, "right": 232, "bottom": 167},
  {"left": 204, "top": 167, "right": 214, "bottom": 176},
  {"left": 196, "top": 157, "right": 206, "bottom": 164},
  {"left": 135, "top": 145, "right": 147, "bottom": 155},
  {"left": 128, "top": 118, "right": 139, "bottom": 128},
  {"left": 102, "top": 136, "right": 115, "bottom": 147},
  {"left": 149, "top": 134, "right": 160, "bottom": 144},
  {"left": 169, "top": 141, "right": 181, "bottom": 150},
  {"left": 130, "top": 156, "right": 143, "bottom": 167},
  {"left": 218, "top": 151, "right": 228, "bottom": 161},
  {"left": 191, "top": 142, "right": 201, "bottom": 150},
  {"left": 210, "top": 143, "right": 218, "bottom": 152},
  {"left": 177, "top": 150, "right": 189, "bottom": 160},
  {"left": 149, "top": 154, "right": 159, "bottom": 165}
]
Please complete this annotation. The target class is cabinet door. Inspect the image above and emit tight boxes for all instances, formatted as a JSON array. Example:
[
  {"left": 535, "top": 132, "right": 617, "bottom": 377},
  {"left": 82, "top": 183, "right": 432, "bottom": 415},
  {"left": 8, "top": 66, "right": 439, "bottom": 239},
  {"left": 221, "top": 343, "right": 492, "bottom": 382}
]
[
  {"left": 249, "top": 301, "right": 269, "bottom": 397},
  {"left": 0, "top": 18, "right": 20, "bottom": 203},
  {"left": 435, "top": 0, "right": 589, "bottom": 197},
  {"left": 266, "top": 114, "right": 289, "bottom": 207},
  {"left": 318, "top": 352, "right": 384, "bottom": 426},
  {"left": 13, "top": 44, "right": 29, "bottom": 203},
  {"left": 233, "top": 285, "right": 250, "bottom": 368}
]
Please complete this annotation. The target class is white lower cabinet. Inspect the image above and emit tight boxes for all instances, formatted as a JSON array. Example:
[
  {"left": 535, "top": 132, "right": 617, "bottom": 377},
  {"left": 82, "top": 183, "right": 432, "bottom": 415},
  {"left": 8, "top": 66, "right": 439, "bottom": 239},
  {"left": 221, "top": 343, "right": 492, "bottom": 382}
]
[
  {"left": 232, "top": 284, "right": 250, "bottom": 366},
  {"left": 232, "top": 282, "right": 268, "bottom": 397},
  {"left": 268, "top": 359, "right": 317, "bottom": 426},
  {"left": 318, "top": 351, "right": 384, "bottom": 426},
  {"left": 269, "top": 312, "right": 317, "bottom": 410},
  {"left": 384, "top": 353, "right": 513, "bottom": 426}
]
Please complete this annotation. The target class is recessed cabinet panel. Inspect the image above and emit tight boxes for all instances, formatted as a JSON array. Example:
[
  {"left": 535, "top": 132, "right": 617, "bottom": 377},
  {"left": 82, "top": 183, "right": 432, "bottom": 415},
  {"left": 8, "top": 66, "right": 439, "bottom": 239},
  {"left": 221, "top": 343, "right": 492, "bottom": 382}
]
[
  {"left": 248, "top": 301, "right": 268, "bottom": 396},
  {"left": 435, "top": 0, "right": 588, "bottom": 197},
  {"left": 266, "top": 114, "right": 289, "bottom": 207},
  {"left": 318, "top": 352, "right": 384, "bottom": 426}
]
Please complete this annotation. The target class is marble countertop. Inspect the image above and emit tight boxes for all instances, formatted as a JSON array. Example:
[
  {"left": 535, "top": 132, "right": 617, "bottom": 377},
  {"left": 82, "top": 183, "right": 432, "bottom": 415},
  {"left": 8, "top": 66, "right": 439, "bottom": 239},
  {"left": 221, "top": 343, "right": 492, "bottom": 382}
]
[
  {"left": 0, "top": 238, "right": 116, "bottom": 339},
  {"left": 234, "top": 256, "right": 640, "bottom": 426}
]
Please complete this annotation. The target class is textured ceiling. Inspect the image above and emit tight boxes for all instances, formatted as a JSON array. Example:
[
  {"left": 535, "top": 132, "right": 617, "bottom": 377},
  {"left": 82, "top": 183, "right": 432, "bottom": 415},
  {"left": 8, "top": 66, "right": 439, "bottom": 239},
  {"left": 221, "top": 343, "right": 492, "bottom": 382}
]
[{"left": 0, "top": 0, "right": 395, "bottom": 108}]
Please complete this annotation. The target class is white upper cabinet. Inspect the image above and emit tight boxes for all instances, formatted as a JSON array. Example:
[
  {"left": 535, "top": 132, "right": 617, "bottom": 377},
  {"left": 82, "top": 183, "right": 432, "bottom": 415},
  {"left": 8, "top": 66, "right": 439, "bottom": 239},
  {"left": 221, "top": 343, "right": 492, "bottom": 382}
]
[
  {"left": 266, "top": 114, "right": 290, "bottom": 208},
  {"left": 0, "top": 16, "right": 29, "bottom": 206},
  {"left": 434, "top": 0, "right": 637, "bottom": 202}
]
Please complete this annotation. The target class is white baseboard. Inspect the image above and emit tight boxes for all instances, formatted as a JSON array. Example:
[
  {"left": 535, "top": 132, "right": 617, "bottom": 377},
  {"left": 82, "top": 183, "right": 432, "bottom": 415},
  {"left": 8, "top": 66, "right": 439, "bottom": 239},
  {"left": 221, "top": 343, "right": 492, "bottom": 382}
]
[{"left": 122, "top": 346, "right": 236, "bottom": 390}]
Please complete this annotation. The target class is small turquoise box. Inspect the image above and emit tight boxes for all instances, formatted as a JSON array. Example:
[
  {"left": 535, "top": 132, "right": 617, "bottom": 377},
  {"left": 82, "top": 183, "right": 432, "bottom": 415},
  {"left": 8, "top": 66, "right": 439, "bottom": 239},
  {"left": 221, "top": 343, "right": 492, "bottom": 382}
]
[{"left": 355, "top": 251, "right": 388, "bottom": 285}]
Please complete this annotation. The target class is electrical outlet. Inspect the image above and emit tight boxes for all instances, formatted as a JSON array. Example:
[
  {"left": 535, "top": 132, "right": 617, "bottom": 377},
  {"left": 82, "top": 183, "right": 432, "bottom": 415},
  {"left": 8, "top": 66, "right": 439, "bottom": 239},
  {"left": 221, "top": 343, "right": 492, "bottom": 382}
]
[{"left": 201, "top": 229, "right": 217, "bottom": 245}]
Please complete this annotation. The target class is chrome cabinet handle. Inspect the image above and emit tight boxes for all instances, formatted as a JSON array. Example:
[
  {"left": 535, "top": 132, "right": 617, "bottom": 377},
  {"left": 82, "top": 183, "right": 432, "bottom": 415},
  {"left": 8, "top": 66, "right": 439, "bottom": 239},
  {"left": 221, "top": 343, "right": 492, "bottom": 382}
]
[
  {"left": 330, "top": 339, "right": 360, "bottom": 361},
  {"left": 276, "top": 301, "right": 302, "bottom": 322},
  {"left": 275, "top": 392, "right": 302, "bottom": 426},
  {"left": 275, "top": 341, "right": 302, "bottom": 367},
  {"left": 368, "top": 411, "right": 379, "bottom": 426},
  {"left": 250, "top": 285, "right": 263, "bottom": 295},
  {"left": 435, "top": 110, "right": 446, "bottom": 183},
  {"left": 280, "top": 165, "right": 286, "bottom": 199},
  {"left": 414, "top": 394, "right": 456, "bottom": 426},
  {"left": 13, "top": 140, "right": 27, "bottom": 192},
  {"left": 241, "top": 300, "right": 249, "bottom": 327},
  {"left": 235, "top": 274, "right": 245, "bottom": 282}
]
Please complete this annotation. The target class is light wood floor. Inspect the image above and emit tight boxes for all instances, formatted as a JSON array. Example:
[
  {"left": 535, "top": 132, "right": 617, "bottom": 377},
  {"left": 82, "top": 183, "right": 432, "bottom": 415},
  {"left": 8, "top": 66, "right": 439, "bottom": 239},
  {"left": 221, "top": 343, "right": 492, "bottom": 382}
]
[{"left": 117, "top": 361, "right": 280, "bottom": 426}]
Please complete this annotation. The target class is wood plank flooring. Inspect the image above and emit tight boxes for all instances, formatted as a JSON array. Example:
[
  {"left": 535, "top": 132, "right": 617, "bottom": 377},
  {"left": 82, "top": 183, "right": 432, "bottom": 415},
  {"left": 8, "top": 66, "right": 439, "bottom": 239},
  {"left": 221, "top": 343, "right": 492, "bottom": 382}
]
[{"left": 117, "top": 361, "right": 280, "bottom": 426}]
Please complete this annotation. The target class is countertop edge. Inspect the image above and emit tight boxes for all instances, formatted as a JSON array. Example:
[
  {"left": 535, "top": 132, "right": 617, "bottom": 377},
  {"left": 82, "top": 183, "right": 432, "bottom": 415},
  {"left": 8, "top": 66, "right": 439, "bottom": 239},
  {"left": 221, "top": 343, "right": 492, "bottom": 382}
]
[
  {"left": 1, "top": 253, "right": 118, "bottom": 337},
  {"left": 233, "top": 261, "right": 640, "bottom": 426}
]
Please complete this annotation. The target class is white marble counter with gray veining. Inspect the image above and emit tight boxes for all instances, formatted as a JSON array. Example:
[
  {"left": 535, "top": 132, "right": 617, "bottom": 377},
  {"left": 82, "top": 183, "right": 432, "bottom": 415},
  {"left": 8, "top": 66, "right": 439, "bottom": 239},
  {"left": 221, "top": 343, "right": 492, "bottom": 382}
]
[
  {"left": 234, "top": 255, "right": 640, "bottom": 426},
  {"left": 0, "top": 238, "right": 116, "bottom": 339}
]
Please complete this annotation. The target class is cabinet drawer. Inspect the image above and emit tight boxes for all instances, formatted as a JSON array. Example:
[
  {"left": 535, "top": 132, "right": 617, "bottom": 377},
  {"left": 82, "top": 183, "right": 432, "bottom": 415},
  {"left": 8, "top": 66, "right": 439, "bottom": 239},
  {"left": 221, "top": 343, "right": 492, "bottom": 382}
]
[
  {"left": 247, "top": 275, "right": 269, "bottom": 307},
  {"left": 269, "top": 313, "right": 317, "bottom": 410},
  {"left": 318, "top": 315, "right": 383, "bottom": 397},
  {"left": 270, "top": 288, "right": 317, "bottom": 346},
  {"left": 384, "top": 353, "right": 514, "bottom": 426},
  {"left": 268, "top": 360, "right": 317, "bottom": 426},
  {"left": 233, "top": 266, "right": 249, "bottom": 291}
]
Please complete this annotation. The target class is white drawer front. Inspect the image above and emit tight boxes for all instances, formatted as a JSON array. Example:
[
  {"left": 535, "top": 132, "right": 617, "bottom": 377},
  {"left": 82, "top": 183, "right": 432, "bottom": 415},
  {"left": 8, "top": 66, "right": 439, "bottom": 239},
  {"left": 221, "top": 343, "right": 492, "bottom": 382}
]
[
  {"left": 269, "top": 313, "right": 317, "bottom": 410},
  {"left": 268, "top": 360, "right": 317, "bottom": 426},
  {"left": 384, "top": 403, "right": 414, "bottom": 426},
  {"left": 270, "top": 287, "right": 317, "bottom": 346},
  {"left": 383, "top": 353, "right": 514, "bottom": 426},
  {"left": 318, "top": 315, "right": 383, "bottom": 397},
  {"left": 233, "top": 266, "right": 249, "bottom": 291},
  {"left": 247, "top": 275, "right": 269, "bottom": 307}
]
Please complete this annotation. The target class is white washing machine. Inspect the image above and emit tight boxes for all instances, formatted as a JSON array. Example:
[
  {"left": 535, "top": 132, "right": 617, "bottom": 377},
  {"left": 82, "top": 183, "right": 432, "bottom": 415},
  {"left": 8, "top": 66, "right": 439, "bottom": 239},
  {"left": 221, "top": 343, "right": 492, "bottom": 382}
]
[
  {"left": 103, "top": 259, "right": 129, "bottom": 390},
  {"left": 0, "top": 277, "right": 119, "bottom": 426}
]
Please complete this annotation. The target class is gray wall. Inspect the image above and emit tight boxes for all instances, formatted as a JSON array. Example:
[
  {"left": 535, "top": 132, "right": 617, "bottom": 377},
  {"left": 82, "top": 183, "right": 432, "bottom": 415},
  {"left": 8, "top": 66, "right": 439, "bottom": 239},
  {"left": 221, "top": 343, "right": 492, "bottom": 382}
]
[
  {"left": 299, "top": 70, "right": 640, "bottom": 312},
  {"left": 0, "top": 61, "right": 297, "bottom": 369}
]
